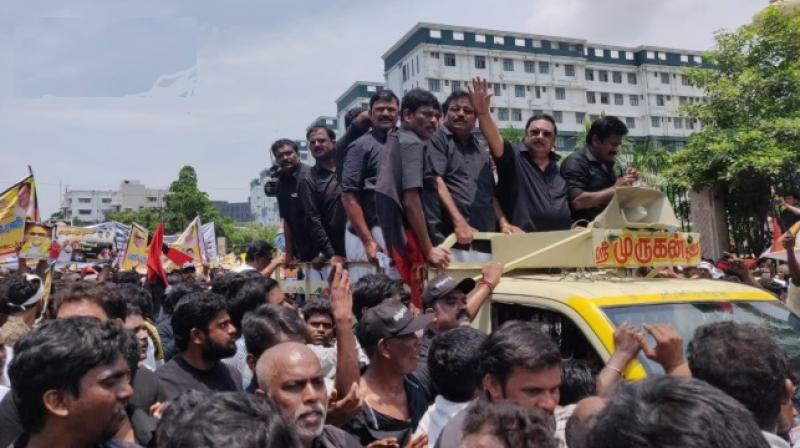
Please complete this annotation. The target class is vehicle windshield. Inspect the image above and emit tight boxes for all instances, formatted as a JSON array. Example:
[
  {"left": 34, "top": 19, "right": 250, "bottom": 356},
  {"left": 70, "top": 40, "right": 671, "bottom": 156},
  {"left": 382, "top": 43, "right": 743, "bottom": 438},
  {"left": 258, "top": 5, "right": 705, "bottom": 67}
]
[{"left": 602, "top": 300, "right": 800, "bottom": 375}]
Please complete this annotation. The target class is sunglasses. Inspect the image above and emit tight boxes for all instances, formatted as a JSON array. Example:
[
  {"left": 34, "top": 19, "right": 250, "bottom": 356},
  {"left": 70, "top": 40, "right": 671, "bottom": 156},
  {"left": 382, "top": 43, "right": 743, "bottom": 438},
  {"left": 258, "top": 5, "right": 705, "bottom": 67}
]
[{"left": 527, "top": 128, "right": 554, "bottom": 138}]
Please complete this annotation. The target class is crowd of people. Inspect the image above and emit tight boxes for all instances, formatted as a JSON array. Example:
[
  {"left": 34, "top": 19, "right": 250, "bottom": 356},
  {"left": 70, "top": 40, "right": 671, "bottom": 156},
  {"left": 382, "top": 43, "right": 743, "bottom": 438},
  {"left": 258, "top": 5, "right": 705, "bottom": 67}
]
[{"left": 1, "top": 76, "right": 800, "bottom": 448}]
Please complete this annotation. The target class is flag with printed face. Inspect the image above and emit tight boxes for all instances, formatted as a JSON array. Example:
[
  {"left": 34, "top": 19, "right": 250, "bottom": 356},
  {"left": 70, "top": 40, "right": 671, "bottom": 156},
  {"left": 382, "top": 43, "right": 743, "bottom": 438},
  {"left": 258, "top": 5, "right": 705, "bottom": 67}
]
[
  {"left": 164, "top": 217, "right": 206, "bottom": 270},
  {"left": 0, "top": 175, "right": 39, "bottom": 259},
  {"left": 121, "top": 223, "right": 149, "bottom": 271}
]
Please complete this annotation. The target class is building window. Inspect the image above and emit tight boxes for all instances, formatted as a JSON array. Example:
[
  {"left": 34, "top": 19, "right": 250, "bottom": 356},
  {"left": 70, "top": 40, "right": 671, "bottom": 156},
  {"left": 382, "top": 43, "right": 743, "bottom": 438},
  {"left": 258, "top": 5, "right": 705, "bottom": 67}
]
[
  {"left": 585, "top": 69, "right": 594, "bottom": 81},
  {"left": 475, "top": 56, "right": 486, "bottom": 69},
  {"left": 493, "top": 83, "right": 501, "bottom": 97},
  {"left": 515, "top": 38, "right": 525, "bottom": 47},
  {"left": 78, "top": 209, "right": 91, "bottom": 215},
  {"left": 539, "top": 62, "right": 549, "bottom": 74},
  {"left": 679, "top": 96, "right": 687, "bottom": 105},
  {"left": 498, "top": 108, "right": 510, "bottom": 121},
  {"left": 610, "top": 50, "right": 620, "bottom": 59},
  {"left": 503, "top": 58, "right": 514, "bottom": 71},
  {"left": 682, "top": 75, "right": 692, "bottom": 86},
  {"left": 674, "top": 117, "right": 683, "bottom": 129},
  {"left": 687, "top": 119, "right": 696, "bottom": 129},
  {"left": 630, "top": 95, "right": 639, "bottom": 106},
  {"left": 598, "top": 70, "right": 608, "bottom": 82},
  {"left": 555, "top": 87, "right": 566, "bottom": 100},
  {"left": 444, "top": 53, "right": 456, "bottom": 67},
  {"left": 627, "top": 73, "right": 637, "bottom": 84},
  {"left": 493, "top": 36, "right": 504, "bottom": 45},
  {"left": 658, "top": 52, "right": 667, "bottom": 61},
  {"left": 614, "top": 93, "right": 624, "bottom": 105},
  {"left": 78, "top": 198, "right": 91, "bottom": 203},
  {"left": 594, "top": 48, "right": 604, "bottom": 57},
  {"left": 534, "top": 86, "right": 542, "bottom": 99},
  {"left": 626, "top": 51, "right": 635, "bottom": 60},
  {"left": 656, "top": 95, "right": 665, "bottom": 107},
  {"left": 475, "top": 34, "right": 486, "bottom": 43},
  {"left": 511, "top": 109, "right": 522, "bottom": 121},
  {"left": 680, "top": 54, "right": 689, "bottom": 63},
  {"left": 147, "top": 197, "right": 158, "bottom": 202},
  {"left": 453, "top": 31, "right": 464, "bottom": 41},
  {"left": 576, "top": 112, "right": 586, "bottom": 124},
  {"left": 430, "top": 52, "right": 440, "bottom": 59},
  {"left": 694, "top": 55, "right": 703, "bottom": 64},
  {"left": 647, "top": 51, "right": 655, "bottom": 59},
  {"left": 402, "top": 65, "right": 408, "bottom": 82},
  {"left": 451, "top": 80, "right": 462, "bottom": 92},
  {"left": 626, "top": 117, "right": 636, "bottom": 129},
  {"left": 553, "top": 111, "right": 563, "bottom": 123},
  {"left": 565, "top": 64, "right": 575, "bottom": 76},
  {"left": 430, "top": 29, "right": 442, "bottom": 39},
  {"left": 524, "top": 60, "right": 535, "bottom": 73},
  {"left": 660, "top": 72, "right": 670, "bottom": 84},
  {"left": 101, "top": 198, "right": 112, "bottom": 204},
  {"left": 651, "top": 116, "right": 661, "bottom": 127},
  {"left": 532, "top": 39, "right": 542, "bottom": 48},
  {"left": 600, "top": 92, "right": 609, "bottom": 105},
  {"left": 515, "top": 85, "right": 525, "bottom": 98},
  {"left": 612, "top": 71, "right": 622, "bottom": 83},
  {"left": 428, "top": 79, "right": 441, "bottom": 92},
  {"left": 586, "top": 91, "right": 596, "bottom": 104}
]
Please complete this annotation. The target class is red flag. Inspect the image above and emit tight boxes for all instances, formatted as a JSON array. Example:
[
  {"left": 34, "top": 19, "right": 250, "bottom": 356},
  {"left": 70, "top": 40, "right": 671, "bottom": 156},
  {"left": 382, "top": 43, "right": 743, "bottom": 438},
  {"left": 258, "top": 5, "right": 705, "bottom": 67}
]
[
  {"left": 162, "top": 244, "right": 193, "bottom": 266},
  {"left": 147, "top": 223, "right": 169, "bottom": 287}
]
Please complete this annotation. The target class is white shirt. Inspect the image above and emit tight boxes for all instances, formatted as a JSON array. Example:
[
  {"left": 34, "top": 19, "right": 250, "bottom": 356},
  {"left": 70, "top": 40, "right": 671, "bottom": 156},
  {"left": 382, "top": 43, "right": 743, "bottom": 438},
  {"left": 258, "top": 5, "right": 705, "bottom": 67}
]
[
  {"left": 764, "top": 430, "right": 791, "bottom": 448},
  {"left": 414, "top": 396, "right": 471, "bottom": 447},
  {"left": 222, "top": 337, "right": 252, "bottom": 387},
  {"left": 232, "top": 264, "right": 256, "bottom": 273}
]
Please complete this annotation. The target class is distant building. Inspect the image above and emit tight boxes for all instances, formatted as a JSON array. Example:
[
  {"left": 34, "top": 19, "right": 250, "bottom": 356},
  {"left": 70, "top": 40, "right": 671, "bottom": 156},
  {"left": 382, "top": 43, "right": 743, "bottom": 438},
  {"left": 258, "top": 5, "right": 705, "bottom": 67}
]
[
  {"left": 383, "top": 23, "right": 707, "bottom": 150},
  {"left": 249, "top": 169, "right": 280, "bottom": 227},
  {"left": 61, "top": 180, "right": 166, "bottom": 223},
  {"left": 213, "top": 200, "right": 253, "bottom": 223},
  {"left": 307, "top": 116, "right": 340, "bottom": 138},
  {"left": 334, "top": 81, "right": 385, "bottom": 135}
]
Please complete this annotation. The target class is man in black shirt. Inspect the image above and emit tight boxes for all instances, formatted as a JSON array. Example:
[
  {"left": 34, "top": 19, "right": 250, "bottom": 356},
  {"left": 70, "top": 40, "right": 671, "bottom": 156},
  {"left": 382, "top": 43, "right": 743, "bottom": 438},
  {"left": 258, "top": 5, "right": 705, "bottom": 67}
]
[
  {"left": 428, "top": 89, "right": 521, "bottom": 260},
  {"left": 375, "top": 89, "right": 449, "bottom": 307},
  {"left": 560, "top": 116, "right": 638, "bottom": 224},
  {"left": 341, "top": 90, "right": 400, "bottom": 281},
  {"left": 299, "top": 126, "right": 347, "bottom": 272},
  {"left": 346, "top": 299, "right": 431, "bottom": 446},
  {"left": 157, "top": 291, "right": 242, "bottom": 399},
  {"left": 256, "top": 342, "right": 361, "bottom": 448},
  {"left": 272, "top": 138, "right": 315, "bottom": 265},
  {"left": 777, "top": 192, "right": 800, "bottom": 232}
]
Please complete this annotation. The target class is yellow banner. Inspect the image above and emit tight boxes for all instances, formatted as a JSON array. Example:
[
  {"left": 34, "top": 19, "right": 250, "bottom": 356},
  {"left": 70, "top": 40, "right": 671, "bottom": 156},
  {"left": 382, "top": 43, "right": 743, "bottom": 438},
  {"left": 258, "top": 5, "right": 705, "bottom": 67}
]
[
  {"left": 593, "top": 230, "right": 701, "bottom": 268},
  {"left": 0, "top": 175, "right": 38, "bottom": 258},
  {"left": 20, "top": 222, "right": 53, "bottom": 260},
  {"left": 165, "top": 217, "right": 206, "bottom": 270},
  {"left": 121, "top": 223, "right": 149, "bottom": 271}
]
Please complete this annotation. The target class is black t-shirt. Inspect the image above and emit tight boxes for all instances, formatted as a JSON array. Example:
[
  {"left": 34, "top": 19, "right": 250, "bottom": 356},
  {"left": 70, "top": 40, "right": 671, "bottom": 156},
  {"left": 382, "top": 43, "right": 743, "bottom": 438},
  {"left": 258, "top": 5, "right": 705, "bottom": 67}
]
[
  {"left": 156, "top": 354, "right": 243, "bottom": 400},
  {"left": 341, "top": 129, "right": 390, "bottom": 229},
  {"left": 495, "top": 141, "right": 571, "bottom": 232},
  {"left": 343, "top": 376, "right": 429, "bottom": 446},
  {"left": 277, "top": 163, "right": 317, "bottom": 261},
  {"left": 311, "top": 425, "right": 363, "bottom": 448},
  {"left": 779, "top": 207, "right": 800, "bottom": 233},
  {"left": 412, "top": 329, "right": 437, "bottom": 404},
  {"left": 427, "top": 127, "right": 496, "bottom": 243},
  {"left": 560, "top": 147, "right": 618, "bottom": 223},
  {"left": 298, "top": 163, "right": 347, "bottom": 258}
]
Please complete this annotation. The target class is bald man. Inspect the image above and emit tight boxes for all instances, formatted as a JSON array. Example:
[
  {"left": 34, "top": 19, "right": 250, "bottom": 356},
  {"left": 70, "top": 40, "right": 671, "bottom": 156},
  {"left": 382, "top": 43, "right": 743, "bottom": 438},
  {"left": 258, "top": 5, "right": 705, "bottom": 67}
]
[
  {"left": 255, "top": 342, "right": 361, "bottom": 448},
  {"left": 565, "top": 396, "right": 606, "bottom": 448}
]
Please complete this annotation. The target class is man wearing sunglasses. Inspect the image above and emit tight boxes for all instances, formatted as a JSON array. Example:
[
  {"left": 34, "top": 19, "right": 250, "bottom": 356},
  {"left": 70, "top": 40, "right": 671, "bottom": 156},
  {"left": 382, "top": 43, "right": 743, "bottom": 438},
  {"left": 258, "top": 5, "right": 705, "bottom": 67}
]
[{"left": 468, "top": 77, "right": 572, "bottom": 232}]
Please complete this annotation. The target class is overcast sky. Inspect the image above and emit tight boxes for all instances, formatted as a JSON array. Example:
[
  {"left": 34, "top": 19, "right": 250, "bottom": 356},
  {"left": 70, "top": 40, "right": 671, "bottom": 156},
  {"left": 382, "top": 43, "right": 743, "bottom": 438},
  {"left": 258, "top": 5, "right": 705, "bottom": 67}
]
[{"left": 0, "top": 0, "right": 767, "bottom": 216}]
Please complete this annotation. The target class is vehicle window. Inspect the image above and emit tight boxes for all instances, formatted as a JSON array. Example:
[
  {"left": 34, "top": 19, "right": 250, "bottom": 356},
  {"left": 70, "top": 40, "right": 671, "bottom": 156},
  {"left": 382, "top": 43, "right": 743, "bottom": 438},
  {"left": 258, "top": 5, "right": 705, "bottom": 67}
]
[
  {"left": 492, "top": 302, "right": 604, "bottom": 371},
  {"left": 603, "top": 301, "right": 800, "bottom": 375}
]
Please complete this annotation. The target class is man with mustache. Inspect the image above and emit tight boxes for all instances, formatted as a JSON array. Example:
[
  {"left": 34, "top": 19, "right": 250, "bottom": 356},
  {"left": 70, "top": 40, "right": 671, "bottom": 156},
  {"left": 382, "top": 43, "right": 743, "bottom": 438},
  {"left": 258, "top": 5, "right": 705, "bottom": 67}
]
[
  {"left": 427, "top": 87, "right": 522, "bottom": 260},
  {"left": 560, "top": 116, "right": 639, "bottom": 224},
  {"left": 157, "top": 291, "right": 242, "bottom": 399},
  {"left": 272, "top": 138, "right": 316, "bottom": 267},
  {"left": 375, "top": 88, "right": 449, "bottom": 307},
  {"left": 256, "top": 342, "right": 361, "bottom": 448},
  {"left": 468, "top": 78, "right": 571, "bottom": 232},
  {"left": 341, "top": 90, "right": 401, "bottom": 282}
]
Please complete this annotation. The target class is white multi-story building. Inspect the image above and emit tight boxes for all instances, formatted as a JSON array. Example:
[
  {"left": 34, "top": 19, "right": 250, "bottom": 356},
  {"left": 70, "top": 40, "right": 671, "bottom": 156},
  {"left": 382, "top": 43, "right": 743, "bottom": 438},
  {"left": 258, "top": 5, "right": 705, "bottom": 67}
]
[
  {"left": 382, "top": 23, "right": 706, "bottom": 150},
  {"left": 334, "top": 81, "right": 385, "bottom": 135},
  {"left": 249, "top": 168, "right": 280, "bottom": 227},
  {"left": 61, "top": 180, "right": 166, "bottom": 223}
]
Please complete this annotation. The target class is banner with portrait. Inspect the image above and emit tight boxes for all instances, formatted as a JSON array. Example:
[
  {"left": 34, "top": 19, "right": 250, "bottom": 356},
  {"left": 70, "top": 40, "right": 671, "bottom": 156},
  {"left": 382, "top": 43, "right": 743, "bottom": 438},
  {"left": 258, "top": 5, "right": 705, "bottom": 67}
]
[
  {"left": 0, "top": 175, "right": 39, "bottom": 258},
  {"left": 165, "top": 217, "right": 206, "bottom": 268},
  {"left": 52, "top": 224, "right": 116, "bottom": 265},
  {"left": 120, "top": 223, "right": 149, "bottom": 271},
  {"left": 19, "top": 222, "right": 53, "bottom": 260}
]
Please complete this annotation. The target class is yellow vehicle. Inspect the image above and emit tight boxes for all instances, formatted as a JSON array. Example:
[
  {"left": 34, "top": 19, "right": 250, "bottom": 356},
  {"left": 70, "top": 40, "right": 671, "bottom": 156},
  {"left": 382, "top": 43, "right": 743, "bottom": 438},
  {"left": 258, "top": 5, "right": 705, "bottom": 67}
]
[{"left": 440, "top": 187, "right": 798, "bottom": 378}]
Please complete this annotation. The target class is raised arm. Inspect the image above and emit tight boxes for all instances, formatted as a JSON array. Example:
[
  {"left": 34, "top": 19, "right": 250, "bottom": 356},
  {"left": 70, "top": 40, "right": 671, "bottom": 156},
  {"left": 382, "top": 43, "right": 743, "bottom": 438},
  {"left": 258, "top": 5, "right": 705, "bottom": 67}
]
[{"left": 468, "top": 77, "right": 504, "bottom": 159}]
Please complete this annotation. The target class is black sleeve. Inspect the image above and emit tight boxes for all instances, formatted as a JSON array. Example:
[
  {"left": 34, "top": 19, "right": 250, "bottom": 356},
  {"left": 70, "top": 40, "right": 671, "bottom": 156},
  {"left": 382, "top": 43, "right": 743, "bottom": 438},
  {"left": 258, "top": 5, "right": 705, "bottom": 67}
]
[
  {"left": 341, "top": 141, "right": 367, "bottom": 193},
  {"left": 401, "top": 140, "right": 425, "bottom": 191},
  {"left": 297, "top": 175, "right": 335, "bottom": 258},
  {"left": 560, "top": 155, "right": 590, "bottom": 202},
  {"left": 335, "top": 122, "right": 370, "bottom": 181}
]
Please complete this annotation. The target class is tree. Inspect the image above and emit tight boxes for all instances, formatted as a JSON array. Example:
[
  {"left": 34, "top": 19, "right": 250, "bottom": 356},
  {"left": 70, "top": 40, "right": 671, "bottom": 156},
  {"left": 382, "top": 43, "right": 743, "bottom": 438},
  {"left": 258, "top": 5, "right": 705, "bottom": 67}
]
[
  {"left": 104, "top": 208, "right": 162, "bottom": 230},
  {"left": 665, "top": 5, "right": 800, "bottom": 254},
  {"left": 224, "top": 222, "right": 279, "bottom": 254},
  {"left": 499, "top": 126, "right": 524, "bottom": 143},
  {"left": 162, "top": 166, "right": 223, "bottom": 234}
]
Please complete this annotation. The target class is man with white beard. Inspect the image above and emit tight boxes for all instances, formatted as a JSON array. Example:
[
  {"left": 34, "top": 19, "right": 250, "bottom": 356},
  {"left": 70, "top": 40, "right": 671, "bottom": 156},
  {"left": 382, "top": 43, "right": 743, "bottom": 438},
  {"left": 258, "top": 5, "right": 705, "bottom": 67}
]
[{"left": 256, "top": 342, "right": 361, "bottom": 448}]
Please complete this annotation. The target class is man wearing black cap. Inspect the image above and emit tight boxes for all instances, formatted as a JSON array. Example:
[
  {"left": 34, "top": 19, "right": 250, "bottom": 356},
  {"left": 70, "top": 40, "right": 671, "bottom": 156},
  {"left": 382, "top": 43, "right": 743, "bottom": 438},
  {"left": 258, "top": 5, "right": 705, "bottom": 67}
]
[
  {"left": 414, "top": 262, "right": 503, "bottom": 402},
  {"left": 345, "top": 300, "right": 432, "bottom": 447}
]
